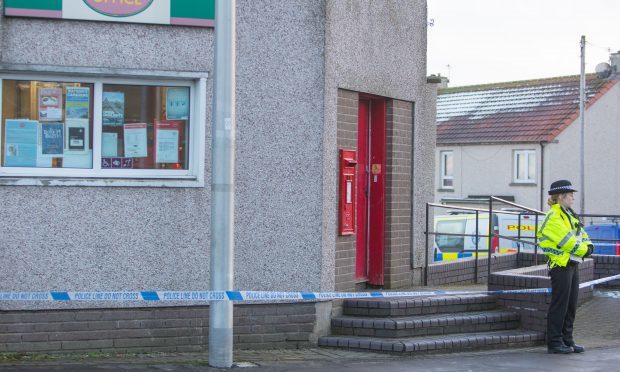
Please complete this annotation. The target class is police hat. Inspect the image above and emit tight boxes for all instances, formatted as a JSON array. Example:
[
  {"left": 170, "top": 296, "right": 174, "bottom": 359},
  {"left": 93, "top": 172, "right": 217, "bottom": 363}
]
[{"left": 548, "top": 180, "right": 578, "bottom": 195}]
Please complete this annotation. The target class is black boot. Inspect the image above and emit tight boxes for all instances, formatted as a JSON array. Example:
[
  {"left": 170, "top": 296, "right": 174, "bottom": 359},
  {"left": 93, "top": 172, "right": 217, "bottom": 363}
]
[
  {"left": 548, "top": 344, "right": 573, "bottom": 354},
  {"left": 565, "top": 342, "right": 585, "bottom": 353}
]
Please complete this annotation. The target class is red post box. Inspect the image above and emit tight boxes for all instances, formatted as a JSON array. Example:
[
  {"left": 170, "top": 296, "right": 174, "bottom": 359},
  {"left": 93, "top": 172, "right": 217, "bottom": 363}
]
[{"left": 339, "top": 149, "right": 357, "bottom": 235}]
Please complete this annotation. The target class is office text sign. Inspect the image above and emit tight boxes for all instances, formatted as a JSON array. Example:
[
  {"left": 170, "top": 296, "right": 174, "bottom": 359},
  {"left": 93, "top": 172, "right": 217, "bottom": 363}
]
[
  {"left": 4, "top": 0, "right": 215, "bottom": 27},
  {"left": 82, "top": 0, "right": 155, "bottom": 18}
]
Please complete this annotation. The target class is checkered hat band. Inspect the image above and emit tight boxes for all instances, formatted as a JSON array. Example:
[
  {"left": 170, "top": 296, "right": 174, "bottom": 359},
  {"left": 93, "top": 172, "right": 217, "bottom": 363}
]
[{"left": 550, "top": 185, "right": 575, "bottom": 192}]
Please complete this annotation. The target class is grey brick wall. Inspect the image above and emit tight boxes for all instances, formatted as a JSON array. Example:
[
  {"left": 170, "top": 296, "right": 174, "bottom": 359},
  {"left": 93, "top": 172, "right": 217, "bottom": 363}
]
[
  {"left": 517, "top": 252, "right": 548, "bottom": 268},
  {"left": 593, "top": 255, "right": 620, "bottom": 287},
  {"left": 335, "top": 92, "right": 415, "bottom": 290},
  {"left": 489, "top": 260, "right": 594, "bottom": 334},
  {"left": 0, "top": 303, "right": 317, "bottom": 353},
  {"left": 426, "top": 253, "right": 519, "bottom": 285},
  {"left": 384, "top": 100, "right": 413, "bottom": 289},
  {"left": 335, "top": 89, "right": 359, "bottom": 292}
]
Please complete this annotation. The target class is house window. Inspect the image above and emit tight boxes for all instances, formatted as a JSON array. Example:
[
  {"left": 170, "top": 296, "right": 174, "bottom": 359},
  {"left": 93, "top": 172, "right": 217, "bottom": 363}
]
[
  {"left": 440, "top": 150, "right": 454, "bottom": 188},
  {"left": 513, "top": 150, "right": 536, "bottom": 183},
  {"left": 0, "top": 73, "right": 206, "bottom": 186}
]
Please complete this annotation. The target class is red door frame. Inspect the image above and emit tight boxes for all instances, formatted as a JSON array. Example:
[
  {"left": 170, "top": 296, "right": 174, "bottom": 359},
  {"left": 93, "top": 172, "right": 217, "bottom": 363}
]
[
  {"left": 356, "top": 100, "right": 369, "bottom": 281},
  {"left": 356, "top": 96, "right": 386, "bottom": 285}
]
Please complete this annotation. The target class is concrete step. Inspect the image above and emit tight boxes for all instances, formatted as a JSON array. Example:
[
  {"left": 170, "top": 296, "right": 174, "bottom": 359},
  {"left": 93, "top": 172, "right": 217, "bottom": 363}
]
[
  {"left": 318, "top": 329, "right": 545, "bottom": 354},
  {"left": 331, "top": 310, "right": 520, "bottom": 338},
  {"left": 343, "top": 293, "right": 497, "bottom": 317}
]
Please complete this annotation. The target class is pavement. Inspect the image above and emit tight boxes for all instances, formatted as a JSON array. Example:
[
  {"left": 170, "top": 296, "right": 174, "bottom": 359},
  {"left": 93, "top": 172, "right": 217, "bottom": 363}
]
[{"left": 1, "top": 289, "right": 619, "bottom": 371}]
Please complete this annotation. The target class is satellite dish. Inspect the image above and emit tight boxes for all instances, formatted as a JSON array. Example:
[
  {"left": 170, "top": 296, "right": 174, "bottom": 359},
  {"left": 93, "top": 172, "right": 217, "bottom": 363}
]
[{"left": 595, "top": 62, "right": 612, "bottom": 79}]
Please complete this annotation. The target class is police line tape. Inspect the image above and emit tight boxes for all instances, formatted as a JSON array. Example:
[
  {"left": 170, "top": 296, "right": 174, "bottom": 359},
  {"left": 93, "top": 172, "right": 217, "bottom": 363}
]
[{"left": 1, "top": 274, "right": 619, "bottom": 302}]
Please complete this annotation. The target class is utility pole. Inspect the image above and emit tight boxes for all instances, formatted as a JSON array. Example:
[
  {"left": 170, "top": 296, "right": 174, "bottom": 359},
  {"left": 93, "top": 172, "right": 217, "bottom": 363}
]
[
  {"left": 579, "top": 35, "right": 586, "bottom": 214},
  {"left": 209, "top": 0, "right": 236, "bottom": 368}
]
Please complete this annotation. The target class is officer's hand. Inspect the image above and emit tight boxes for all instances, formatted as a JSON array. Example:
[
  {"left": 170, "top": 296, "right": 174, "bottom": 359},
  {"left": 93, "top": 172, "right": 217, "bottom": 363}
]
[{"left": 584, "top": 244, "right": 594, "bottom": 258}]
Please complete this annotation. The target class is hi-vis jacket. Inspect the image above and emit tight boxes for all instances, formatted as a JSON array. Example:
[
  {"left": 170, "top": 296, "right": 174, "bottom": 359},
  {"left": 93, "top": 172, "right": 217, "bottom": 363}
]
[{"left": 537, "top": 204, "right": 591, "bottom": 268}]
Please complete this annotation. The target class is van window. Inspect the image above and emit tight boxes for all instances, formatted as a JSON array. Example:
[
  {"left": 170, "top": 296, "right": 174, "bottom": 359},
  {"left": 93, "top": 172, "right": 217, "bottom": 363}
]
[{"left": 435, "top": 219, "right": 465, "bottom": 252}]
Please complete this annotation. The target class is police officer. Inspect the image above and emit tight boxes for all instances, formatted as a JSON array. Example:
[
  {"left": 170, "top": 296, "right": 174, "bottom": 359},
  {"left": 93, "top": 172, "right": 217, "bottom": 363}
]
[{"left": 538, "top": 180, "right": 593, "bottom": 354}]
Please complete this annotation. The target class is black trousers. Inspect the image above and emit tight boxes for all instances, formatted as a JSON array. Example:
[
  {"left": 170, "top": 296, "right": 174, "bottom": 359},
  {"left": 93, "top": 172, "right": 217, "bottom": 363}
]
[{"left": 547, "top": 262, "right": 579, "bottom": 347}]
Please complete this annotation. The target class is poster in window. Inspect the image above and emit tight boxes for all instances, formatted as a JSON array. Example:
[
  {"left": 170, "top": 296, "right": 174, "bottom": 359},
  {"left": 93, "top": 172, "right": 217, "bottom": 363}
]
[
  {"left": 123, "top": 123, "right": 148, "bottom": 158},
  {"left": 66, "top": 87, "right": 90, "bottom": 119},
  {"left": 38, "top": 88, "right": 63, "bottom": 121},
  {"left": 155, "top": 120, "right": 180, "bottom": 163},
  {"left": 102, "top": 92, "right": 125, "bottom": 126},
  {"left": 4, "top": 119, "right": 38, "bottom": 167},
  {"left": 166, "top": 87, "right": 189, "bottom": 120},
  {"left": 41, "top": 123, "right": 64, "bottom": 155},
  {"left": 65, "top": 119, "right": 89, "bottom": 152},
  {"left": 102, "top": 132, "right": 118, "bottom": 157}
]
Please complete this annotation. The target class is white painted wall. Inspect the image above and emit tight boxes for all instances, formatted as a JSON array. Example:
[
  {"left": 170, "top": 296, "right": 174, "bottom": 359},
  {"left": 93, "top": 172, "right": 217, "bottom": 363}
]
[
  {"left": 436, "top": 81, "right": 620, "bottom": 215},
  {"left": 546, "top": 82, "right": 620, "bottom": 214},
  {"left": 435, "top": 143, "right": 542, "bottom": 209}
]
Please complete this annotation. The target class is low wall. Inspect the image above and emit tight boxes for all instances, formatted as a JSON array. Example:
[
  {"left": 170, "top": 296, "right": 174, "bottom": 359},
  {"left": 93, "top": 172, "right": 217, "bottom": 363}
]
[
  {"left": 427, "top": 253, "right": 518, "bottom": 285},
  {"left": 593, "top": 255, "right": 620, "bottom": 287},
  {"left": 3, "top": 254, "right": 619, "bottom": 354},
  {"left": 515, "top": 252, "right": 547, "bottom": 268},
  {"left": 0, "top": 302, "right": 320, "bottom": 353},
  {"left": 488, "top": 259, "right": 594, "bottom": 334}
]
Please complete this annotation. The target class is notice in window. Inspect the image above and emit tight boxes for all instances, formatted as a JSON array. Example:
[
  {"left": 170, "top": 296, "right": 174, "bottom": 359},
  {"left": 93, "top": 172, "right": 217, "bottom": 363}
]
[
  {"left": 4, "top": 119, "right": 38, "bottom": 167},
  {"left": 102, "top": 92, "right": 125, "bottom": 126},
  {"left": 66, "top": 120, "right": 89, "bottom": 152},
  {"left": 123, "top": 123, "right": 148, "bottom": 158},
  {"left": 41, "top": 123, "right": 64, "bottom": 155},
  {"left": 38, "top": 88, "right": 63, "bottom": 121},
  {"left": 66, "top": 87, "right": 90, "bottom": 119},
  {"left": 166, "top": 87, "right": 190, "bottom": 120},
  {"left": 155, "top": 121, "right": 180, "bottom": 163},
  {"left": 102, "top": 132, "right": 118, "bottom": 157}
]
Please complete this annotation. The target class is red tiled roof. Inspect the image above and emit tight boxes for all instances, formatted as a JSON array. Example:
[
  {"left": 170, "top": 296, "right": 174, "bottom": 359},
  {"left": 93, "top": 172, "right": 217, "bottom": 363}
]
[{"left": 436, "top": 74, "right": 618, "bottom": 145}]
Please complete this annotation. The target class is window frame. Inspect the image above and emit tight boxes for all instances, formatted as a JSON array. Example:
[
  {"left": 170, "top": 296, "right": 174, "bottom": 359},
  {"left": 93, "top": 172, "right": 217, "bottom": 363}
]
[
  {"left": 440, "top": 150, "right": 454, "bottom": 189},
  {"left": 0, "top": 68, "right": 207, "bottom": 187},
  {"left": 512, "top": 149, "right": 536, "bottom": 184}
]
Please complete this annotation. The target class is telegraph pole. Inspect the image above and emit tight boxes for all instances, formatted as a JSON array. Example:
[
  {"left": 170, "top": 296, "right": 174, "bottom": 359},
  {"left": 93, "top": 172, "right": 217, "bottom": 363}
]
[
  {"left": 209, "top": 0, "right": 236, "bottom": 368},
  {"left": 579, "top": 35, "right": 586, "bottom": 214}
]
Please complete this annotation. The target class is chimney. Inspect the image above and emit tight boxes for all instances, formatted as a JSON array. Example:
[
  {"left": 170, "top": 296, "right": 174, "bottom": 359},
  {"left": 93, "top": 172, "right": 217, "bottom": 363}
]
[
  {"left": 426, "top": 74, "right": 449, "bottom": 89},
  {"left": 611, "top": 51, "right": 620, "bottom": 75}
]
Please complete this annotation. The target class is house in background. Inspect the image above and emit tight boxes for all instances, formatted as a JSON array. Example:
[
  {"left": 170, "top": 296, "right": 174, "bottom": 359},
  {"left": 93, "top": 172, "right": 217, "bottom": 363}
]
[{"left": 435, "top": 67, "right": 620, "bottom": 214}]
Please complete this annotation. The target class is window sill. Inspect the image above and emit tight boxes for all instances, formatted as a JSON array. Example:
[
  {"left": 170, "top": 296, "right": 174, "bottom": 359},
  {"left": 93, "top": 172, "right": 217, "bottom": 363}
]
[
  {"left": 437, "top": 188, "right": 455, "bottom": 192},
  {"left": 0, "top": 176, "right": 204, "bottom": 188},
  {"left": 510, "top": 182, "right": 537, "bottom": 187}
]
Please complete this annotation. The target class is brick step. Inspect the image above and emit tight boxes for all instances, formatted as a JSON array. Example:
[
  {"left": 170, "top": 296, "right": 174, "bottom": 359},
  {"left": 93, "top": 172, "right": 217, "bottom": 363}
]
[
  {"left": 331, "top": 310, "right": 520, "bottom": 338},
  {"left": 343, "top": 293, "right": 497, "bottom": 317},
  {"left": 318, "top": 329, "right": 545, "bottom": 354}
]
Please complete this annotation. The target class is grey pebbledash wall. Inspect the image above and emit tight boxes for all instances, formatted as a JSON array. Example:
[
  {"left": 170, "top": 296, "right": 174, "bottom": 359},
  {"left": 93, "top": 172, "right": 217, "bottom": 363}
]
[
  {"left": 324, "top": 0, "right": 435, "bottom": 291},
  {"left": 0, "top": 0, "right": 433, "bottom": 309},
  {"left": 0, "top": 0, "right": 435, "bottom": 353},
  {"left": 0, "top": 0, "right": 330, "bottom": 308}
]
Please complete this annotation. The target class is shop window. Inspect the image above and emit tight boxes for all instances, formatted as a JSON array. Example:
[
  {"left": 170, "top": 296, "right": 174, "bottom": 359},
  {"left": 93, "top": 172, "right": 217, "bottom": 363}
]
[
  {"left": 513, "top": 150, "right": 536, "bottom": 183},
  {"left": 0, "top": 74, "right": 204, "bottom": 186},
  {"left": 1, "top": 80, "right": 94, "bottom": 169},
  {"left": 101, "top": 84, "right": 190, "bottom": 170}
]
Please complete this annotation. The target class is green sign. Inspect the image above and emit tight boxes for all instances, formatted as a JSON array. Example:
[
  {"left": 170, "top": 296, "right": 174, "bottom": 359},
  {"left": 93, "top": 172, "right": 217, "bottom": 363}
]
[{"left": 4, "top": 0, "right": 215, "bottom": 27}]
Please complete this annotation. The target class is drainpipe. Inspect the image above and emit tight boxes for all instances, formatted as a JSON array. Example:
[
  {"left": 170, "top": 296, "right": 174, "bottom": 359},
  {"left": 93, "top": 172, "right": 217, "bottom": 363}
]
[{"left": 539, "top": 142, "right": 545, "bottom": 210}]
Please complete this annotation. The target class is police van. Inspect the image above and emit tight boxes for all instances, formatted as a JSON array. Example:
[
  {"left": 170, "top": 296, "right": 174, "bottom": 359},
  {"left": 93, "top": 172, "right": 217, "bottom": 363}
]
[{"left": 434, "top": 212, "right": 537, "bottom": 261}]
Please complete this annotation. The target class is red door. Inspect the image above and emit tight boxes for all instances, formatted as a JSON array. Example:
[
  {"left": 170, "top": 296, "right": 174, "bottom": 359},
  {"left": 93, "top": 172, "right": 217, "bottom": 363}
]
[{"left": 356, "top": 97, "right": 386, "bottom": 285}]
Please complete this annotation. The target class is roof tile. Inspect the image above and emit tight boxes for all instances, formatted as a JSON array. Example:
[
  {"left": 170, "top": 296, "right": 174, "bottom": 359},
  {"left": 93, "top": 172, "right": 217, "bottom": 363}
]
[{"left": 436, "top": 74, "right": 617, "bottom": 144}]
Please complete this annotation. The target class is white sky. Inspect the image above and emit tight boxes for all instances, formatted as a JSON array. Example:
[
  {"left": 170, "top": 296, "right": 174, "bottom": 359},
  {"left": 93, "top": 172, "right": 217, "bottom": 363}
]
[{"left": 427, "top": 0, "right": 620, "bottom": 87}]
